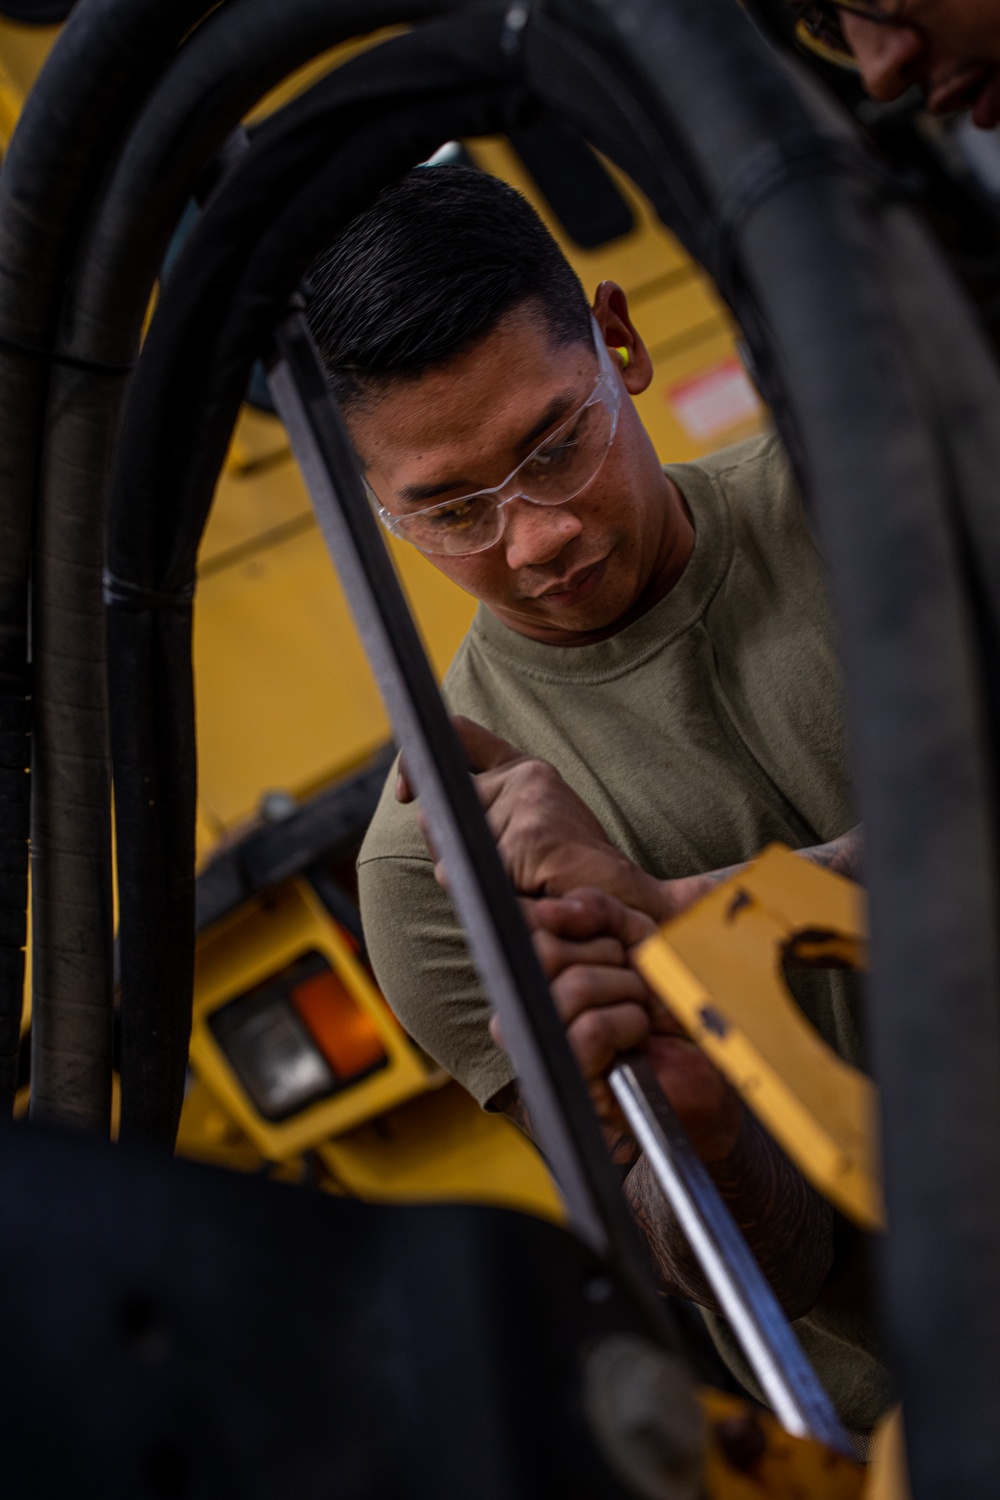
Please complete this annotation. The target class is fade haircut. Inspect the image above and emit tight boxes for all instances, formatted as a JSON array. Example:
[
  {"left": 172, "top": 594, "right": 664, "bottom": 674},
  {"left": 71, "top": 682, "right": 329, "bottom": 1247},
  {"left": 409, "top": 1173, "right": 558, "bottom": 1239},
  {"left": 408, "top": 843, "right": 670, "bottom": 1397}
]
[{"left": 307, "top": 164, "right": 593, "bottom": 408}]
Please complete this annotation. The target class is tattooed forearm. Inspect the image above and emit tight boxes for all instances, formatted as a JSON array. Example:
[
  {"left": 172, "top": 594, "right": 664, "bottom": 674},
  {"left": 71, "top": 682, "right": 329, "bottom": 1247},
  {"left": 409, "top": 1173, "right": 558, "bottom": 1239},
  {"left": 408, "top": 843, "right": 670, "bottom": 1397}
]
[
  {"left": 493, "top": 1081, "right": 641, "bottom": 1178},
  {"left": 800, "top": 823, "right": 863, "bottom": 882},
  {"left": 495, "top": 1084, "right": 832, "bottom": 1315},
  {"left": 701, "top": 824, "right": 864, "bottom": 893},
  {"left": 623, "top": 1105, "right": 835, "bottom": 1318}
]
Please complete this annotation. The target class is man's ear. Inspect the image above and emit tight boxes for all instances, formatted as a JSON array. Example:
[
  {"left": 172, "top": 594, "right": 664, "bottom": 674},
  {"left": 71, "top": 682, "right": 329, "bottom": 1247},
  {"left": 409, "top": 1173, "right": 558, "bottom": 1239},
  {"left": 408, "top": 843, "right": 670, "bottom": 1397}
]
[{"left": 591, "top": 280, "right": 653, "bottom": 396}]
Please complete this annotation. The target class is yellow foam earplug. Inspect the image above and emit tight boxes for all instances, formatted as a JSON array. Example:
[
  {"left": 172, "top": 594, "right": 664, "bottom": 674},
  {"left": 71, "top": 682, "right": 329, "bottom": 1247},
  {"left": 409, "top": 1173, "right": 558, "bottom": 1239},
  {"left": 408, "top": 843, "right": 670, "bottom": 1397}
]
[{"left": 614, "top": 345, "right": 630, "bottom": 369}]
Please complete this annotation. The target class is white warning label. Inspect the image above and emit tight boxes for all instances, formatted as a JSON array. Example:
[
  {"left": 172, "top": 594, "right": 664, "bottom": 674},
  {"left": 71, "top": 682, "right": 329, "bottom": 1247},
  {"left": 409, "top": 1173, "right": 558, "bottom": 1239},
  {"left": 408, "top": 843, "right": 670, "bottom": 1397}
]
[{"left": 666, "top": 357, "right": 760, "bottom": 441}]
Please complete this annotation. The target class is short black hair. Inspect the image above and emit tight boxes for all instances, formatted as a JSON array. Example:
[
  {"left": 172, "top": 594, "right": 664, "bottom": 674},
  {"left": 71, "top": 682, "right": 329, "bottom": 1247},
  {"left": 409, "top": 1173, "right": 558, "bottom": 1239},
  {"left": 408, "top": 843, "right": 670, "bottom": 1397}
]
[{"left": 307, "top": 164, "right": 593, "bottom": 408}]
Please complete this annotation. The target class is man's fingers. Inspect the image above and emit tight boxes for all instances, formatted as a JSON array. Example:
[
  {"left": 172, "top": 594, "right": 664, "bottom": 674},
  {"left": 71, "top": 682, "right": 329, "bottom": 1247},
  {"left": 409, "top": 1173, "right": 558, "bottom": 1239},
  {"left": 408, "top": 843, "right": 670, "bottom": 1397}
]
[
  {"left": 532, "top": 928, "right": 626, "bottom": 980},
  {"left": 648, "top": 998, "right": 689, "bottom": 1039},
  {"left": 533, "top": 888, "right": 657, "bottom": 949},
  {"left": 396, "top": 716, "right": 525, "bottom": 801},
  {"left": 565, "top": 998, "right": 651, "bottom": 1079},
  {"left": 551, "top": 963, "right": 653, "bottom": 1025},
  {"left": 395, "top": 751, "right": 416, "bottom": 804},
  {"left": 451, "top": 714, "right": 525, "bottom": 772}
]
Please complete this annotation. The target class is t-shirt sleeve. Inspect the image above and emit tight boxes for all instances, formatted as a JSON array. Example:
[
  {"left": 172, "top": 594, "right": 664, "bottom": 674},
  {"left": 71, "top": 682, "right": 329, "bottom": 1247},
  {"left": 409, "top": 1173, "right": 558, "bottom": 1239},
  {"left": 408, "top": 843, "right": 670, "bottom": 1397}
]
[{"left": 357, "top": 772, "right": 515, "bottom": 1108}]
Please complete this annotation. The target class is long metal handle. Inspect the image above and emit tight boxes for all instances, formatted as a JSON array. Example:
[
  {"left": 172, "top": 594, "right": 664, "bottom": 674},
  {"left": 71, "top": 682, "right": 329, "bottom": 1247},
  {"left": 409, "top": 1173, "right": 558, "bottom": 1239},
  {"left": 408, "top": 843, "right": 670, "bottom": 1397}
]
[
  {"left": 267, "top": 310, "right": 673, "bottom": 1338},
  {"left": 610, "top": 1054, "right": 853, "bottom": 1455}
]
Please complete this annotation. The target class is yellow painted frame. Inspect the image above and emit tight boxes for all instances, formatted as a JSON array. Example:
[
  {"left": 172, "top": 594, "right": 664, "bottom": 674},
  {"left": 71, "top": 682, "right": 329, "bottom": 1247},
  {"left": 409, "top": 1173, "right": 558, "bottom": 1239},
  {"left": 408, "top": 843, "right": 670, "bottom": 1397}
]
[{"left": 636, "top": 844, "right": 883, "bottom": 1231}]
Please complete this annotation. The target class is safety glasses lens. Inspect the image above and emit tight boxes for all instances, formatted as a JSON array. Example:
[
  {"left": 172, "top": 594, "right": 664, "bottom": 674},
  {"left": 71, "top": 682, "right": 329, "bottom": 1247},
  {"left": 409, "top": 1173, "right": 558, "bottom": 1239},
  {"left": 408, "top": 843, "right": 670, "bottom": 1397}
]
[{"left": 399, "top": 393, "right": 617, "bottom": 556}]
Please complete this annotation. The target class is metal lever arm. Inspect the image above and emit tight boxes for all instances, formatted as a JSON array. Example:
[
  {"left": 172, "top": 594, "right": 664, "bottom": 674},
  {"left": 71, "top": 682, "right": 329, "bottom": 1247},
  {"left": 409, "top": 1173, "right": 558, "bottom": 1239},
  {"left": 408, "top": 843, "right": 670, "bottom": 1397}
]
[{"left": 609, "top": 1054, "right": 853, "bottom": 1456}]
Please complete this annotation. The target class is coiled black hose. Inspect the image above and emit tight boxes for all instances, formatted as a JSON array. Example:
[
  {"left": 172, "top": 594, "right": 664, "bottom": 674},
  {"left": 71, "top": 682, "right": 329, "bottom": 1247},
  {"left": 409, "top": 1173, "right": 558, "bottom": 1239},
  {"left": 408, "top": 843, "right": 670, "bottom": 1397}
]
[
  {"left": 28, "top": 0, "right": 464, "bottom": 1133},
  {"left": 0, "top": 0, "right": 231, "bottom": 1125},
  {"left": 59, "top": 0, "right": 467, "bottom": 1143}
]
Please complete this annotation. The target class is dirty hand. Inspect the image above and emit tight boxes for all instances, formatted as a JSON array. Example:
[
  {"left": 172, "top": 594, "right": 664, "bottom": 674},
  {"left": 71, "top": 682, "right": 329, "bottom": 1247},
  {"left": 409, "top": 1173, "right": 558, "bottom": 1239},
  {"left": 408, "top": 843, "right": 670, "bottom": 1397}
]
[{"left": 497, "top": 887, "right": 742, "bottom": 1164}]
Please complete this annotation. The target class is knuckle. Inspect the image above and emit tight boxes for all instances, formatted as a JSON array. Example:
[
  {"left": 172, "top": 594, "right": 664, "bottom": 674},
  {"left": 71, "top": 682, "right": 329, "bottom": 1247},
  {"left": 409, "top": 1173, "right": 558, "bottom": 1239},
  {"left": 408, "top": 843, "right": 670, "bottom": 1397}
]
[{"left": 572, "top": 1008, "right": 610, "bottom": 1055}]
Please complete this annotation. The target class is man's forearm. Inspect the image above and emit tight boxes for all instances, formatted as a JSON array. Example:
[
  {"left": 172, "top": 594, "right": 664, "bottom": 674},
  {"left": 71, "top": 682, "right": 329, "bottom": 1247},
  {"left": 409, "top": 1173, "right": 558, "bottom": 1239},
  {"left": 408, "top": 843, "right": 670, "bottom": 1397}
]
[
  {"left": 652, "top": 824, "right": 864, "bottom": 924},
  {"left": 499, "top": 1082, "right": 835, "bottom": 1318},
  {"left": 623, "top": 1105, "right": 835, "bottom": 1319}
]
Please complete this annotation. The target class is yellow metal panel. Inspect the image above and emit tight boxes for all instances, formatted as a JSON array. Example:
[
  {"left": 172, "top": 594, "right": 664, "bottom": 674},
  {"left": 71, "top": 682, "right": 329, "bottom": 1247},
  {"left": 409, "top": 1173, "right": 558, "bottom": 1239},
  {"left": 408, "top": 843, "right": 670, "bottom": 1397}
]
[
  {"left": 864, "top": 1409, "right": 911, "bottom": 1500},
  {"left": 175, "top": 1074, "right": 270, "bottom": 1173},
  {"left": 636, "top": 844, "right": 883, "bottom": 1231},
  {"left": 0, "top": 18, "right": 58, "bottom": 149},
  {"left": 629, "top": 271, "right": 727, "bottom": 355},
  {"left": 319, "top": 1079, "right": 564, "bottom": 1222},
  {"left": 702, "top": 1389, "right": 865, "bottom": 1498},
  {"left": 635, "top": 319, "right": 765, "bottom": 462},
  {"left": 193, "top": 470, "right": 474, "bottom": 838},
  {"left": 191, "top": 879, "right": 436, "bottom": 1158},
  {"left": 202, "top": 410, "right": 300, "bottom": 565}
]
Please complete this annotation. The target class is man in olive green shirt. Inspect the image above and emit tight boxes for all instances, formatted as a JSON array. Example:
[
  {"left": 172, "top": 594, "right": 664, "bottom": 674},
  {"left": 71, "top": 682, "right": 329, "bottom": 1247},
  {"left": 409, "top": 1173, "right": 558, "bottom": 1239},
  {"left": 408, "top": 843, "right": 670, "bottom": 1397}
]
[{"left": 307, "top": 162, "right": 887, "bottom": 1438}]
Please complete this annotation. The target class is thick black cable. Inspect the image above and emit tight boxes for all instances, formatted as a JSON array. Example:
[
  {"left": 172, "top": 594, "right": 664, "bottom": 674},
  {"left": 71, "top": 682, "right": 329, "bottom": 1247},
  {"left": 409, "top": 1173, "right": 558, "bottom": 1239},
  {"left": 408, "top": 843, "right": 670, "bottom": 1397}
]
[
  {"left": 0, "top": 0, "right": 235, "bottom": 1126},
  {"left": 32, "top": 2, "right": 481, "bottom": 1133}
]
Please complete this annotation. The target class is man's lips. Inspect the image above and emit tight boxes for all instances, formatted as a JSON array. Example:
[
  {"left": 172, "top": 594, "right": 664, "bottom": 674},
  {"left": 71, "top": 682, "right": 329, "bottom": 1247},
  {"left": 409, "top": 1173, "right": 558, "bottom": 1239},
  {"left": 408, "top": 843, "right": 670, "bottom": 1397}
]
[{"left": 529, "top": 556, "right": 609, "bottom": 606}]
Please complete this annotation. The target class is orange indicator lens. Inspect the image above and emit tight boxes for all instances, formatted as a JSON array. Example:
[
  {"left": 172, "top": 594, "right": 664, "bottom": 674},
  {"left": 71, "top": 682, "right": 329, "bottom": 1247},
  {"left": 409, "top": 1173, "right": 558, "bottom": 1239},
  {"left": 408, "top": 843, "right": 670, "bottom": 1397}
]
[{"left": 290, "top": 966, "right": 388, "bottom": 1080}]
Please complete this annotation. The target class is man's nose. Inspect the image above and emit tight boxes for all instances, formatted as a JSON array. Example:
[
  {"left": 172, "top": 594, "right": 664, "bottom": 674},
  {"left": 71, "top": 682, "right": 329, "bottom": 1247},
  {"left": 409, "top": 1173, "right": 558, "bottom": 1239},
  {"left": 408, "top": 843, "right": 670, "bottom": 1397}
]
[
  {"left": 502, "top": 499, "right": 583, "bottom": 571},
  {"left": 841, "top": 14, "right": 927, "bottom": 101}
]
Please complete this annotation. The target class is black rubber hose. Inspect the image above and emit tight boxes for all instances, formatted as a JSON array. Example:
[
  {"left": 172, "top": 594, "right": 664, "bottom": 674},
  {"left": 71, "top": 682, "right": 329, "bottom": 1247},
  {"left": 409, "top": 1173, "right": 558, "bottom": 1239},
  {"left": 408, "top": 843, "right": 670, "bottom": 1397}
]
[
  {"left": 0, "top": 2, "right": 75, "bottom": 21},
  {"left": 0, "top": 0, "right": 230, "bottom": 1125},
  {"left": 551, "top": 2, "right": 1000, "bottom": 1493},
  {"left": 35, "top": 1, "right": 467, "bottom": 1138},
  {"left": 105, "top": 14, "right": 522, "bottom": 1143}
]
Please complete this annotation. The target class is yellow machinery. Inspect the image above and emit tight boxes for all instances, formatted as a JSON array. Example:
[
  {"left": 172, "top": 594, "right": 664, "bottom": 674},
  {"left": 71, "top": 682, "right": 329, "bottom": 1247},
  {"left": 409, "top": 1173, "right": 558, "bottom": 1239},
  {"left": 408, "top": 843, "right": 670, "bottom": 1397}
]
[{"left": 636, "top": 845, "right": 881, "bottom": 1233}]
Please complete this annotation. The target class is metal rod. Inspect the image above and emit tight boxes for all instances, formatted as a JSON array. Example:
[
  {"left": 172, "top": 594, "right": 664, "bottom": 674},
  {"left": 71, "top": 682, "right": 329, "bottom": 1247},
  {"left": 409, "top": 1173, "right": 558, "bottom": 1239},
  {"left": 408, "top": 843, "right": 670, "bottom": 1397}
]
[
  {"left": 609, "top": 1053, "right": 853, "bottom": 1455},
  {"left": 267, "top": 310, "right": 673, "bottom": 1338}
]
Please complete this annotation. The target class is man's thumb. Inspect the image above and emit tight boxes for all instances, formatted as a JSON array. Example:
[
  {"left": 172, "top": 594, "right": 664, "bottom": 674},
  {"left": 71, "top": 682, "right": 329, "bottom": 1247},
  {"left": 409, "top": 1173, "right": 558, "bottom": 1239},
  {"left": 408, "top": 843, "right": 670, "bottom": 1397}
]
[{"left": 452, "top": 714, "right": 524, "bottom": 772}]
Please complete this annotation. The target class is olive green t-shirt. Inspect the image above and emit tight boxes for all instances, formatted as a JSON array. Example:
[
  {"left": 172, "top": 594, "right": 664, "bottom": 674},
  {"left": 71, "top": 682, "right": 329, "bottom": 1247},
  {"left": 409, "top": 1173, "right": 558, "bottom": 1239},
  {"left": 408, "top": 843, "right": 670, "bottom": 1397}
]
[{"left": 358, "top": 431, "right": 889, "bottom": 1433}]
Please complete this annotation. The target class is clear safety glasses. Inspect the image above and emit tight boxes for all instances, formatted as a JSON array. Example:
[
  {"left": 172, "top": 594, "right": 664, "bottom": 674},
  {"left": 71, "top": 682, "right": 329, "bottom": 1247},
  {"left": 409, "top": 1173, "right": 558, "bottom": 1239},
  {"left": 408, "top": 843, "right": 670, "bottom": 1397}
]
[
  {"left": 789, "top": 0, "right": 902, "bottom": 68},
  {"left": 368, "top": 321, "right": 622, "bottom": 557}
]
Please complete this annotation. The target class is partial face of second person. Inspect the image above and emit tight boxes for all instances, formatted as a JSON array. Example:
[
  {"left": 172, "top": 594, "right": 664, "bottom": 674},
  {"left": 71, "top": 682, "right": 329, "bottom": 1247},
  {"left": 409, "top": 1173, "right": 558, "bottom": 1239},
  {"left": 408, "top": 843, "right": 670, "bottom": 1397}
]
[
  {"left": 840, "top": 0, "right": 1000, "bottom": 124},
  {"left": 345, "top": 283, "right": 693, "bottom": 647}
]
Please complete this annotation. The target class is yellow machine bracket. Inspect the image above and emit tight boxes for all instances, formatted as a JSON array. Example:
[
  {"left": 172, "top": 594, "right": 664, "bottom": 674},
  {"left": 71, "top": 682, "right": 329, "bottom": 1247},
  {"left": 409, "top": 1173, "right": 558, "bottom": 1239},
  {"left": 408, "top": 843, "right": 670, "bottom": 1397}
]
[{"left": 635, "top": 843, "right": 883, "bottom": 1231}]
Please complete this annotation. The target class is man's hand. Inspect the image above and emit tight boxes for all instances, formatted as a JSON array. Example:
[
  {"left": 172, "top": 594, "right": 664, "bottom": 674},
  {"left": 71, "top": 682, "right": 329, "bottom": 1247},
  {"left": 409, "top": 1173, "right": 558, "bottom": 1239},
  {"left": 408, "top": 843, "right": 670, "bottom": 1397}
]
[
  {"left": 398, "top": 717, "right": 681, "bottom": 921},
  {"left": 398, "top": 715, "right": 863, "bottom": 927},
  {"left": 502, "top": 887, "right": 742, "bottom": 1164},
  {"left": 504, "top": 887, "right": 833, "bottom": 1318}
]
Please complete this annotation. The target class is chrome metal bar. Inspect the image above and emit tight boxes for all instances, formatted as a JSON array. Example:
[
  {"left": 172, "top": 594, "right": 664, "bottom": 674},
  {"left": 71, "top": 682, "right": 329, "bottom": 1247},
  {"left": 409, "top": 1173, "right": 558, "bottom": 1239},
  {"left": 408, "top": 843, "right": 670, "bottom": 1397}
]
[{"left": 609, "top": 1053, "right": 853, "bottom": 1455}]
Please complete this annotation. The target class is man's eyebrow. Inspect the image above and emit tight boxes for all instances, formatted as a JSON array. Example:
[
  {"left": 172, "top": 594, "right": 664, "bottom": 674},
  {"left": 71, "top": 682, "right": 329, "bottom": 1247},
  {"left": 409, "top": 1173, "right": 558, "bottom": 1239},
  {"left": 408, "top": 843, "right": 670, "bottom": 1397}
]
[{"left": 397, "top": 388, "right": 581, "bottom": 507}]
